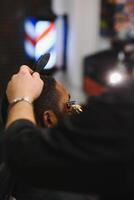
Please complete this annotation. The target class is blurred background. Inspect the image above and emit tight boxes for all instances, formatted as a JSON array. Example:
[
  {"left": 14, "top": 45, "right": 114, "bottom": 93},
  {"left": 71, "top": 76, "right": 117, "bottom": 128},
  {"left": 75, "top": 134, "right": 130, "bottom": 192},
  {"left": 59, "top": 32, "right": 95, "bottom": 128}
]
[{"left": 0, "top": 0, "right": 134, "bottom": 104}]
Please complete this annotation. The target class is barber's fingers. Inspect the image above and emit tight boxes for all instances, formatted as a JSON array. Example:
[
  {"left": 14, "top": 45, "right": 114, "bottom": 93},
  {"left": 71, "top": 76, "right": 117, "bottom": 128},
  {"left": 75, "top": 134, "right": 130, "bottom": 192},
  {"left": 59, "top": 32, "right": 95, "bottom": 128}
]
[
  {"left": 11, "top": 71, "right": 41, "bottom": 81},
  {"left": 10, "top": 66, "right": 32, "bottom": 81},
  {"left": 19, "top": 65, "right": 33, "bottom": 75},
  {"left": 10, "top": 74, "right": 20, "bottom": 81},
  {"left": 11, "top": 74, "right": 18, "bottom": 79}
]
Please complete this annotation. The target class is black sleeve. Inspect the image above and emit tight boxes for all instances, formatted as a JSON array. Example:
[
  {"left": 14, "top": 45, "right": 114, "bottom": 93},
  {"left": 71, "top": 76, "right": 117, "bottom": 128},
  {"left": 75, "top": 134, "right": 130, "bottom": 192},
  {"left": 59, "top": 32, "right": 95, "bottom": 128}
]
[{"left": 4, "top": 99, "right": 129, "bottom": 196}]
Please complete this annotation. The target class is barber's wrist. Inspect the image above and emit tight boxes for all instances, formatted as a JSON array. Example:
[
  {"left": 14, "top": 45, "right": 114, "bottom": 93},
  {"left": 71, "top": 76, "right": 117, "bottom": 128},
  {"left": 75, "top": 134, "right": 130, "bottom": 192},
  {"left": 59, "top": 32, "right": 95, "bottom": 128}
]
[
  {"left": 6, "top": 96, "right": 36, "bottom": 128},
  {"left": 9, "top": 96, "right": 33, "bottom": 109}
]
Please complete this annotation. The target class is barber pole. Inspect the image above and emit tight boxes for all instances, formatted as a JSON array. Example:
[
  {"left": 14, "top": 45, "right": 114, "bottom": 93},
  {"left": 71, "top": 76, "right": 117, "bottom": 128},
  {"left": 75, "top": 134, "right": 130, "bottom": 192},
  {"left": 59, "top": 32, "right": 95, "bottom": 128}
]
[{"left": 24, "top": 17, "right": 57, "bottom": 69}]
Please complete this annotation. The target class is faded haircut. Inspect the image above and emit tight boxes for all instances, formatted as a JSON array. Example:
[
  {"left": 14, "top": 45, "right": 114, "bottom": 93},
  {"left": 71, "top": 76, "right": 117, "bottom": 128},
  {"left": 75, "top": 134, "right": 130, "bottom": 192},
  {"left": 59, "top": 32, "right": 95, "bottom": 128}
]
[{"left": 34, "top": 75, "right": 61, "bottom": 127}]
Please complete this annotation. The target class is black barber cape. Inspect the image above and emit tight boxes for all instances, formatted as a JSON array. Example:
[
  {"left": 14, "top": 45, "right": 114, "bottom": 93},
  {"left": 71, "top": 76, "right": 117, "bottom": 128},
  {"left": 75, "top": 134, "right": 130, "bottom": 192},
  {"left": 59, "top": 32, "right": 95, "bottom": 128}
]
[{"left": 4, "top": 78, "right": 134, "bottom": 199}]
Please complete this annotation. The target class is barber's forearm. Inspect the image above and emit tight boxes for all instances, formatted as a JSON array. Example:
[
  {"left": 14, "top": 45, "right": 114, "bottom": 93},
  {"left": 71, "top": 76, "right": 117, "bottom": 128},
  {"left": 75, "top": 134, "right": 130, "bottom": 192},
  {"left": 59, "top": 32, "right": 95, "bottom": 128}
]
[{"left": 6, "top": 101, "right": 36, "bottom": 128}]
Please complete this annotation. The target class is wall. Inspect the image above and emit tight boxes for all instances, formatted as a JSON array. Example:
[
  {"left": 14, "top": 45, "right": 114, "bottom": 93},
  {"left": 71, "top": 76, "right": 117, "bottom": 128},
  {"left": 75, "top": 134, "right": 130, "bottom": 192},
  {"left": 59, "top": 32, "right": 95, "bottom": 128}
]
[{"left": 52, "top": 0, "right": 110, "bottom": 90}]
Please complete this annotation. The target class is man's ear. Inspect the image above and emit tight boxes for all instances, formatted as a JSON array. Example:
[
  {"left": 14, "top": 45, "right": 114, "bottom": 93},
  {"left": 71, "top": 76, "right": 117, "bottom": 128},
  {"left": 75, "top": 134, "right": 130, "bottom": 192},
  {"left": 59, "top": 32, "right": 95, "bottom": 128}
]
[{"left": 43, "top": 110, "right": 58, "bottom": 128}]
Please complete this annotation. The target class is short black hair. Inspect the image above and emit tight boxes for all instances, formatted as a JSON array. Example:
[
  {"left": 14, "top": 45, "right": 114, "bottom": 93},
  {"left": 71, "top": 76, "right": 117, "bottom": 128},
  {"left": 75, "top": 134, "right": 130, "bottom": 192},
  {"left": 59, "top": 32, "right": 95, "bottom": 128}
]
[{"left": 34, "top": 75, "right": 61, "bottom": 126}]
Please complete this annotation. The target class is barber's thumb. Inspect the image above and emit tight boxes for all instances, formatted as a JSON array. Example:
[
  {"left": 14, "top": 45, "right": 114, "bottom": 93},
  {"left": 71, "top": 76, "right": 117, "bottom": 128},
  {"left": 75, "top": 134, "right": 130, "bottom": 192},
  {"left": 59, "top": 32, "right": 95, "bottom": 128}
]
[{"left": 32, "top": 72, "right": 40, "bottom": 79}]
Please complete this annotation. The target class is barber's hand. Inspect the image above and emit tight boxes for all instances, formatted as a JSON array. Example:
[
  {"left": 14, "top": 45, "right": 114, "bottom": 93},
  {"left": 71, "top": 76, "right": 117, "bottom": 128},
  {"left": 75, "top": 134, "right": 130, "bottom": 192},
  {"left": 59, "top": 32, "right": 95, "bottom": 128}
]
[{"left": 6, "top": 65, "right": 44, "bottom": 103}]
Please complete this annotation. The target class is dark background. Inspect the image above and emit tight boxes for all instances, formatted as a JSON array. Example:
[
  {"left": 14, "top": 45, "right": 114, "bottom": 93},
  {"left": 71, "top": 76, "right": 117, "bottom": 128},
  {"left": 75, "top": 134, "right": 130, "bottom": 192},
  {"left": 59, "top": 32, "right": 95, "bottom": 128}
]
[{"left": 0, "top": 0, "right": 52, "bottom": 97}]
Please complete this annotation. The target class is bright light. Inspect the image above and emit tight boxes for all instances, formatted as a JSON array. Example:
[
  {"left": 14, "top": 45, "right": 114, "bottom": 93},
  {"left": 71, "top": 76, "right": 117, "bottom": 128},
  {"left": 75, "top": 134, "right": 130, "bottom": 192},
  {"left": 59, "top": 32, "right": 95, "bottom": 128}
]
[{"left": 107, "top": 71, "right": 124, "bottom": 85}]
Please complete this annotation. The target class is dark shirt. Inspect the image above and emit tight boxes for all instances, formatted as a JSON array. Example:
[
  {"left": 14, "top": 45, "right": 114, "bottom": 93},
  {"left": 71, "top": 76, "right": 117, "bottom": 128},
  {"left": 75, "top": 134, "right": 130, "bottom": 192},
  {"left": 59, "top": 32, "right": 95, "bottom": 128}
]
[{"left": 4, "top": 78, "right": 134, "bottom": 199}]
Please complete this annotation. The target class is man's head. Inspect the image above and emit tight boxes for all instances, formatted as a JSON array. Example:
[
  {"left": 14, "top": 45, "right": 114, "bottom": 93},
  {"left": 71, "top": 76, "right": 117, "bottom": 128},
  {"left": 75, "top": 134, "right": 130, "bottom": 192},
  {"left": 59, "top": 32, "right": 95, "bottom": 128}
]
[{"left": 34, "top": 75, "right": 71, "bottom": 128}]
